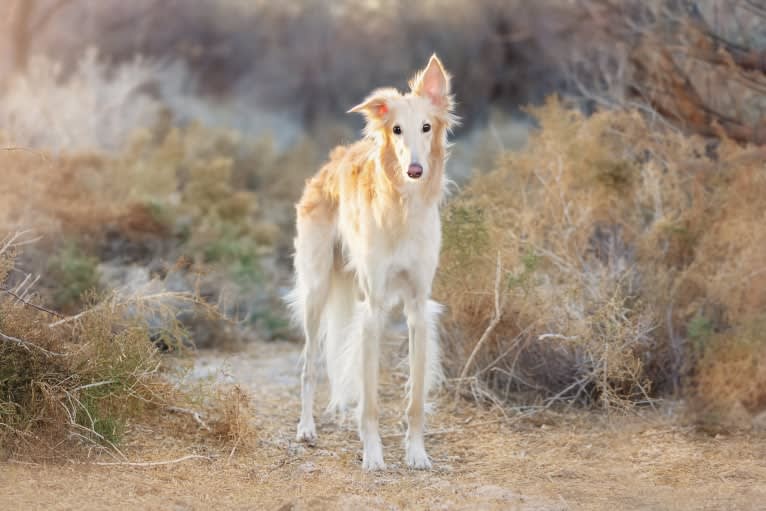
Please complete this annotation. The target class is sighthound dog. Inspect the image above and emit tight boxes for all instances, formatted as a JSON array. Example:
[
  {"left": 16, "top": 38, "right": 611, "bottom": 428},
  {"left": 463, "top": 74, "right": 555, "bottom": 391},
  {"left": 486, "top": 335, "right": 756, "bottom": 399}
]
[{"left": 287, "top": 55, "right": 457, "bottom": 471}]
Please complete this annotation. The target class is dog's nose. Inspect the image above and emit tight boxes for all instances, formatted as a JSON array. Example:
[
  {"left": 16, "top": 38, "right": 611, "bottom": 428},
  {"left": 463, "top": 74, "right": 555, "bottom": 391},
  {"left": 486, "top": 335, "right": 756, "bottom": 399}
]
[{"left": 407, "top": 163, "right": 423, "bottom": 179}]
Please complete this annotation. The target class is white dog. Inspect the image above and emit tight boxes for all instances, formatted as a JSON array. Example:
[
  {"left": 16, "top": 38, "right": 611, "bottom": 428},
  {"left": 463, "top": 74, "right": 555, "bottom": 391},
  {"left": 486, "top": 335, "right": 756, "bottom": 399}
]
[{"left": 287, "top": 55, "right": 457, "bottom": 471}]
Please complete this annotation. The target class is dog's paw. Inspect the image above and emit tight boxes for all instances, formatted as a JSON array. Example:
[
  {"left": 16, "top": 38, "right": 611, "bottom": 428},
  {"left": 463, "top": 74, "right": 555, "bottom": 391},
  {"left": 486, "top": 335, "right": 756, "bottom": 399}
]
[
  {"left": 296, "top": 420, "right": 317, "bottom": 445},
  {"left": 362, "top": 441, "right": 385, "bottom": 471},
  {"left": 406, "top": 444, "right": 432, "bottom": 470},
  {"left": 362, "top": 451, "right": 386, "bottom": 471}
]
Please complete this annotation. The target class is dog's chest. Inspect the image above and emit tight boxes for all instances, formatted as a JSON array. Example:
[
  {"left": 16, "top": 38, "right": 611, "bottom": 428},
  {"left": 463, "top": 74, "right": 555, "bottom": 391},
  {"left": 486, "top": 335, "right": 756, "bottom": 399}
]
[
  {"left": 369, "top": 206, "right": 440, "bottom": 280},
  {"left": 338, "top": 194, "right": 441, "bottom": 289}
]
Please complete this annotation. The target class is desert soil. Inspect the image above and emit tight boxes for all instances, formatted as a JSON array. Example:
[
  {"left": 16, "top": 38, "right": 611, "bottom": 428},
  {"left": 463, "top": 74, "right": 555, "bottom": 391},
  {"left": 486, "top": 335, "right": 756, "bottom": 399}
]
[{"left": 2, "top": 339, "right": 766, "bottom": 511}]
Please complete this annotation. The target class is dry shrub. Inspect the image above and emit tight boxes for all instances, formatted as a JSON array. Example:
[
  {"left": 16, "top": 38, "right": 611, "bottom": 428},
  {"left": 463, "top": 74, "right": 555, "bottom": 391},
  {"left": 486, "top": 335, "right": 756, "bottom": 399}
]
[
  {"left": 0, "top": 232, "right": 228, "bottom": 459},
  {"left": 0, "top": 116, "right": 308, "bottom": 334},
  {"left": 438, "top": 97, "right": 766, "bottom": 418},
  {"left": 691, "top": 317, "right": 766, "bottom": 431},
  {"left": 0, "top": 116, "right": 311, "bottom": 243},
  {"left": 209, "top": 385, "right": 256, "bottom": 457}
]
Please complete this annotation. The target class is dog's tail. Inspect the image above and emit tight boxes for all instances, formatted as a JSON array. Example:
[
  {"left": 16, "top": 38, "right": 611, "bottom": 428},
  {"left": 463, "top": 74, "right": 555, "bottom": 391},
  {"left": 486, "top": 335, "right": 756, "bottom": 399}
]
[
  {"left": 285, "top": 263, "right": 360, "bottom": 414},
  {"left": 287, "top": 270, "right": 444, "bottom": 413},
  {"left": 325, "top": 294, "right": 444, "bottom": 413},
  {"left": 324, "top": 269, "right": 360, "bottom": 413},
  {"left": 423, "top": 299, "right": 445, "bottom": 399}
]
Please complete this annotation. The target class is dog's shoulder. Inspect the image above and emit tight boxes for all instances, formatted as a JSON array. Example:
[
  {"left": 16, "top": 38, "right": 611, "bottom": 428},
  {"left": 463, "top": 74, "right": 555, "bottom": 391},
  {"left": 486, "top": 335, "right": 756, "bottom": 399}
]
[
  {"left": 327, "top": 138, "right": 375, "bottom": 168},
  {"left": 296, "top": 139, "right": 379, "bottom": 219}
]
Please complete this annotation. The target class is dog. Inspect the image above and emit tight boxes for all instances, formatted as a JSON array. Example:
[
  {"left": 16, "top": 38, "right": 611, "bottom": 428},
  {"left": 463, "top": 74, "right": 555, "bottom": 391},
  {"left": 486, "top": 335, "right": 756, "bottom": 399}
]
[{"left": 287, "top": 55, "right": 457, "bottom": 471}]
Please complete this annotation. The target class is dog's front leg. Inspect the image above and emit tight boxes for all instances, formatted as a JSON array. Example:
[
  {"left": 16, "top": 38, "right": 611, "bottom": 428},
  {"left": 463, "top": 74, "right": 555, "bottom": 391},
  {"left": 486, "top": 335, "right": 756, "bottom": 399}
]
[
  {"left": 404, "top": 297, "right": 432, "bottom": 469},
  {"left": 358, "top": 299, "right": 385, "bottom": 471}
]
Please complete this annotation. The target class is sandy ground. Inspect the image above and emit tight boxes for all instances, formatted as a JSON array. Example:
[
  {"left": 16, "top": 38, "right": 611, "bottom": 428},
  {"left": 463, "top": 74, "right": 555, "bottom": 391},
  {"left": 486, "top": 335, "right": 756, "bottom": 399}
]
[{"left": 2, "top": 339, "right": 766, "bottom": 511}]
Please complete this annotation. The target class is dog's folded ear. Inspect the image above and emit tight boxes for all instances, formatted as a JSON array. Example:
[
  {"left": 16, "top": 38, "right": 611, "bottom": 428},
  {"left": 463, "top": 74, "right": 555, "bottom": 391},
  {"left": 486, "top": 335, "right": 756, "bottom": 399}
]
[
  {"left": 348, "top": 88, "right": 397, "bottom": 121},
  {"left": 410, "top": 54, "right": 451, "bottom": 110}
]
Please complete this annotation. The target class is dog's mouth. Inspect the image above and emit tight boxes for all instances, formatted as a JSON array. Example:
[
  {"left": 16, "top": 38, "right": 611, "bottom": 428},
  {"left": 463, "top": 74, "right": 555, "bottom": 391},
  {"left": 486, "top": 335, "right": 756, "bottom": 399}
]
[{"left": 407, "top": 163, "right": 424, "bottom": 179}]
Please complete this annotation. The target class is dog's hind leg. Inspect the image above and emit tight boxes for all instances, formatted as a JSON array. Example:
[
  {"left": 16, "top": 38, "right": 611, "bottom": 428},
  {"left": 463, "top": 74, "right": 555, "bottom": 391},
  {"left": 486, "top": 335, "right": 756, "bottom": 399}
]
[
  {"left": 296, "top": 287, "right": 325, "bottom": 444},
  {"left": 291, "top": 219, "right": 334, "bottom": 444}
]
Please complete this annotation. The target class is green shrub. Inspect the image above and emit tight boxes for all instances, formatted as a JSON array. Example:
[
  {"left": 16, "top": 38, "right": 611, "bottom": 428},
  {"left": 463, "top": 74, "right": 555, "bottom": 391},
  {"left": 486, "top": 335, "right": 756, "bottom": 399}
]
[{"left": 47, "top": 242, "right": 101, "bottom": 311}]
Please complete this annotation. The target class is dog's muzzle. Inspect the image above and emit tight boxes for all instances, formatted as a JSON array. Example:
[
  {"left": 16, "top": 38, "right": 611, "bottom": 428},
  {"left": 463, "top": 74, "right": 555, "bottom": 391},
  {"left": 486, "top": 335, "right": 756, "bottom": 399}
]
[{"left": 407, "top": 163, "right": 424, "bottom": 179}]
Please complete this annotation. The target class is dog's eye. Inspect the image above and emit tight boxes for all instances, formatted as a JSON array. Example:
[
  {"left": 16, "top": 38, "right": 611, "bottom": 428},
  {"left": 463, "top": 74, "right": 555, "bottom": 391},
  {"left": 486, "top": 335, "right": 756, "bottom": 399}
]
[
  {"left": 393, "top": 125, "right": 402, "bottom": 135},
  {"left": 422, "top": 123, "right": 431, "bottom": 133}
]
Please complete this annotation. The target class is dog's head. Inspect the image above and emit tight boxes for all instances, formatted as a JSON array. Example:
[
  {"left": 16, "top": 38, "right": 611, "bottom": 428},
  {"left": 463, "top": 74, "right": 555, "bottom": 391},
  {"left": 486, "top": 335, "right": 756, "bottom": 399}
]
[{"left": 349, "top": 55, "right": 457, "bottom": 184}]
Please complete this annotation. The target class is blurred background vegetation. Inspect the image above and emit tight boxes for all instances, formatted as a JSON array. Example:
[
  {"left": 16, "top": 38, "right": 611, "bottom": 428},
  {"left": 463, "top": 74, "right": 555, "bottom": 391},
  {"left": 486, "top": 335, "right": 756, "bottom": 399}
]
[{"left": 1, "top": 0, "right": 765, "bottom": 457}]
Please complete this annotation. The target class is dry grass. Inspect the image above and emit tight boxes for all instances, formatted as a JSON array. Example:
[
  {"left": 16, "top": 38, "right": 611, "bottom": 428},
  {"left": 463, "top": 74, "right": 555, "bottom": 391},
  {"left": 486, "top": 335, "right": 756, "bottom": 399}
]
[
  {"left": 210, "top": 385, "right": 256, "bottom": 459},
  {"left": 5, "top": 340, "right": 765, "bottom": 511},
  {"left": 0, "top": 232, "right": 251, "bottom": 460},
  {"left": 437, "top": 97, "right": 766, "bottom": 424}
]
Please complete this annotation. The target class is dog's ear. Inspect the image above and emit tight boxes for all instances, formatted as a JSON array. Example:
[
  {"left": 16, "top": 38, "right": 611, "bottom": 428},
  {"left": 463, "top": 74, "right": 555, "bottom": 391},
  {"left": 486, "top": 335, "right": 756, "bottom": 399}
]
[
  {"left": 348, "top": 91, "right": 391, "bottom": 121},
  {"left": 410, "top": 54, "right": 450, "bottom": 109}
]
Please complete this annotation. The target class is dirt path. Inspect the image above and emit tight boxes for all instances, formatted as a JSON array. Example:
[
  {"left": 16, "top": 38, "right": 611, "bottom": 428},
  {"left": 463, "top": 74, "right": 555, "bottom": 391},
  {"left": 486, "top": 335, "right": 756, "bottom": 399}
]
[{"left": 2, "top": 340, "right": 766, "bottom": 510}]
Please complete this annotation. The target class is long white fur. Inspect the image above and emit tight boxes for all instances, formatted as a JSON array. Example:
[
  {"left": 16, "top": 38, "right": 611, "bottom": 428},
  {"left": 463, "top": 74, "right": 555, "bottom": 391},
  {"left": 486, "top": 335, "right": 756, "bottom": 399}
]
[{"left": 286, "top": 55, "right": 455, "bottom": 471}]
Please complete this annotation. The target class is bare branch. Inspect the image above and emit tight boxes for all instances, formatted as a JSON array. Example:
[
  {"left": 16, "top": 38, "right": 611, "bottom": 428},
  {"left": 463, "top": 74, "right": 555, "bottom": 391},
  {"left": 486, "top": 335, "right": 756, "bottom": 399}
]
[
  {"left": 0, "top": 329, "right": 64, "bottom": 357},
  {"left": 0, "top": 287, "right": 65, "bottom": 318},
  {"left": 85, "top": 454, "right": 215, "bottom": 467},
  {"left": 167, "top": 406, "right": 211, "bottom": 431},
  {"left": 74, "top": 380, "right": 115, "bottom": 392},
  {"left": 0, "top": 231, "right": 41, "bottom": 256},
  {"left": 455, "top": 252, "right": 506, "bottom": 403}
]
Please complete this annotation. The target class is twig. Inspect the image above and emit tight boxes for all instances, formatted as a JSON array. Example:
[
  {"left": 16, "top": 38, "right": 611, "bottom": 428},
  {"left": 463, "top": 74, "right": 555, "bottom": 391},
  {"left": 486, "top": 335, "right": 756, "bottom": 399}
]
[
  {"left": 48, "top": 305, "right": 102, "bottom": 328},
  {"left": 0, "top": 230, "right": 41, "bottom": 256},
  {"left": 537, "top": 333, "right": 579, "bottom": 341},
  {"left": 60, "top": 393, "right": 128, "bottom": 461},
  {"left": 0, "top": 329, "right": 65, "bottom": 356},
  {"left": 0, "top": 287, "right": 65, "bottom": 318},
  {"left": 83, "top": 454, "right": 214, "bottom": 467},
  {"left": 11, "top": 273, "right": 31, "bottom": 296},
  {"left": 542, "top": 376, "right": 590, "bottom": 408},
  {"left": 454, "top": 252, "right": 506, "bottom": 403},
  {"left": 228, "top": 441, "right": 239, "bottom": 462},
  {"left": 67, "top": 431, "right": 125, "bottom": 463},
  {"left": 0, "top": 422, "right": 35, "bottom": 438},
  {"left": 474, "top": 323, "right": 536, "bottom": 378},
  {"left": 381, "top": 428, "right": 459, "bottom": 440},
  {"left": 49, "top": 291, "right": 207, "bottom": 328},
  {"left": 167, "top": 406, "right": 211, "bottom": 431},
  {"left": 74, "top": 381, "right": 115, "bottom": 392}
]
